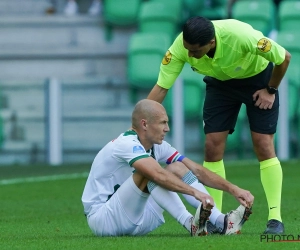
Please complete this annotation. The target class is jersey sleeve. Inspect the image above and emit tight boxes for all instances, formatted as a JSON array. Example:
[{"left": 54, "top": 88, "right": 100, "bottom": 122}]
[
  {"left": 157, "top": 33, "right": 186, "bottom": 89},
  {"left": 238, "top": 24, "right": 286, "bottom": 65},
  {"left": 154, "top": 141, "right": 184, "bottom": 164},
  {"left": 113, "top": 138, "right": 150, "bottom": 167},
  {"left": 255, "top": 37, "right": 286, "bottom": 65}
]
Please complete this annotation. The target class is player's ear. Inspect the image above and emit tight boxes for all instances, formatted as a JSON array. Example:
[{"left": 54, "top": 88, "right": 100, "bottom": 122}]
[{"left": 141, "top": 119, "right": 147, "bottom": 130}]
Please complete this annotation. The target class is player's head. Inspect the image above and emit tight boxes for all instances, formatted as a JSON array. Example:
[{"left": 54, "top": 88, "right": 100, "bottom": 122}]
[
  {"left": 183, "top": 16, "right": 216, "bottom": 59},
  {"left": 132, "top": 99, "right": 169, "bottom": 146}
]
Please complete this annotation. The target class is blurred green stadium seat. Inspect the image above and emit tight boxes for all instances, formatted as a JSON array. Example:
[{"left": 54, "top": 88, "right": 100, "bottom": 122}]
[
  {"left": 183, "top": 0, "right": 205, "bottom": 17},
  {"left": 195, "top": 0, "right": 228, "bottom": 20},
  {"left": 138, "top": 1, "right": 181, "bottom": 39},
  {"left": 127, "top": 32, "right": 172, "bottom": 103},
  {"left": 103, "top": 0, "right": 142, "bottom": 40},
  {"left": 278, "top": 0, "right": 300, "bottom": 32},
  {"left": 231, "top": 0, "right": 276, "bottom": 36},
  {"left": 103, "top": 0, "right": 141, "bottom": 26},
  {"left": 151, "top": 0, "right": 183, "bottom": 18},
  {"left": 151, "top": 0, "right": 185, "bottom": 25}
]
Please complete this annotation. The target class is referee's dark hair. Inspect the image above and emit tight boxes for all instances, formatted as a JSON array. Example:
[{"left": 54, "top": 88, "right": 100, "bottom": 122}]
[{"left": 183, "top": 16, "right": 215, "bottom": 46}]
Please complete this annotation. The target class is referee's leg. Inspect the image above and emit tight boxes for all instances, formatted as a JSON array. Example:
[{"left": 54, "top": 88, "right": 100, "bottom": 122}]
[{"left": 251, "top": 132, "right": 284, "bottom": 234}]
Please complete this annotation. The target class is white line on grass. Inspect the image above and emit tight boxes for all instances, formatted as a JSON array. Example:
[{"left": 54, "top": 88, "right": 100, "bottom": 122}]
[{"left": 0, "top": 172, "right": 89, "bottom": 185}]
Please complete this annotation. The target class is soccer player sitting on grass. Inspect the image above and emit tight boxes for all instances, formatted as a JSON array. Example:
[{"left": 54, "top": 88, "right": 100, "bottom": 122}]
[{"left": 82, "top": 99, "right": 254, "bottom": 237}]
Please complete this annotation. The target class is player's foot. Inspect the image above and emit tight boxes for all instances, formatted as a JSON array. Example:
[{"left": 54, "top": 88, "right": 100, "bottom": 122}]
[
  {"left": 263, "top": 219, "right": 284, "bottom": 234},
  {"left": 207, "top": 221, "right": 220, "bottom": 235},
  {"left": 221, "top": 205, "right": 252, "bottom": 235},
  {"left": 191, "top": 204, "right": 212, "bottom": 236}
]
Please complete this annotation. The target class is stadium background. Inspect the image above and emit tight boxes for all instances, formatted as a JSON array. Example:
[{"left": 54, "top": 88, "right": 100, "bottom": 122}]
[{"left": 0, "top": 0, "right": 299, "bottom": 165}]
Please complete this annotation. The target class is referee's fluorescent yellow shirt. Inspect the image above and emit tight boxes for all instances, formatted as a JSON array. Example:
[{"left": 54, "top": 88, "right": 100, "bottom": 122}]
[{"left": 157, "top": 19, "right": 286, "bottom": 89}]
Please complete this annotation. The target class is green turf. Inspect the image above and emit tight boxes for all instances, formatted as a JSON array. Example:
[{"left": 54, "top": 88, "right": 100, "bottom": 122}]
[{"left": 0, "top": 160, "right": 300, "bottom": 250}]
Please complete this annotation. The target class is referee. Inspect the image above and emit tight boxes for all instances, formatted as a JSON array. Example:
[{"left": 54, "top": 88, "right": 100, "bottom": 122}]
[{"left": 147, "top": 16, "right": 291, "bottom": 234}]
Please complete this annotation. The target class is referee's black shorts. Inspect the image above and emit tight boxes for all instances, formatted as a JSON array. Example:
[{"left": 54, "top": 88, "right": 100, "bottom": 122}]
[{"left": 203, "top": 62, "right": 279, "bottom": 135}]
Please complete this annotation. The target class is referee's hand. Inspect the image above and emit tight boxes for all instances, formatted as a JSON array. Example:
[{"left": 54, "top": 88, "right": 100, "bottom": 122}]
[{"left": 253, "top": 88, "right": 275, "bottom": 110}]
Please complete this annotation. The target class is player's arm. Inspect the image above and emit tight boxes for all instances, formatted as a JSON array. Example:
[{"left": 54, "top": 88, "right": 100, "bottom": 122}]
[
  {"left": 132, "top": 157, "right": 213, "bottom": 207},
  {"left": 244, "top": 30, "right": 291, "bottom": 93},
  {"left": 252, "top": 49, "right": 291, "bottom": 109},
  {"left": 268, "top": 50, "right": 291, "bottom": 89},
  {"left": 147, "top": 84, "right": 168, "bottom": 103},
  {"left": 181, "top": 157, "right": 254, "bottom": 207},
  {"left": 148, "top": 35, "right": 185, "bottom": 103}
]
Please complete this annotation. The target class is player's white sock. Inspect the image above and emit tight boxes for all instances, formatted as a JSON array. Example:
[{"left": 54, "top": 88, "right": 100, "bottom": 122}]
[
  {"left": 215, "top": 214, "right": 225, "bottom": 232},
  {"left": 148, "top": 181, "right": 192, "bottom": 228},
  {"left": 184, "top": 216, "right": 194, "bottom": 232},
  {"left": 180, "top": 171, "right": 223, "bottom": 225}
]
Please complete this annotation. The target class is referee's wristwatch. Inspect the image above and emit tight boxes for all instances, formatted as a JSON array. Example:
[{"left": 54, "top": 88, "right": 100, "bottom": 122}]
[{"left": 266, "top": 85, "right": 278, "bottom": 94}]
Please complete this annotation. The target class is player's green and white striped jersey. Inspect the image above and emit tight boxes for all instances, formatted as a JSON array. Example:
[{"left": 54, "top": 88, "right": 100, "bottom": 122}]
[{"left": 82, "top": 130, "right": 183, "bottom": 215}]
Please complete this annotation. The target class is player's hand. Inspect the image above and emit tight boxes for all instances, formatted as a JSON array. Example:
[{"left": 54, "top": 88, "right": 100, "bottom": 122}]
[
  {"left": 232, "top": 186, "right": 254, "bottom": 208},
  {"left": 203, "top": 198, "right": 214, "bottom": 210},
  {"left": 194, "top": 191, "right": 215, "bottom": 209},
  {"left": 253, "top": 88, "right": 275, "bottom": 110}
]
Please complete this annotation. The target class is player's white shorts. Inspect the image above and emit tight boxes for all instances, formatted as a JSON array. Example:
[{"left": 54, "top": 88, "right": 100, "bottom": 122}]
[{"left": 86, "top": 175, "right": 165, "bottom": 236}]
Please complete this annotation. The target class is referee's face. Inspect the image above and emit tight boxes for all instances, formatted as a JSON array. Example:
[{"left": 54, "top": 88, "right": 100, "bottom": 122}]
[{"left": 183, "top": 39, "right": 215, "bottom": 59}]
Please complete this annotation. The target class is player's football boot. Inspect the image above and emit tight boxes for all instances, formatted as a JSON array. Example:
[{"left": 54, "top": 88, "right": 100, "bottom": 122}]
[
  {"left": 263, "top": 219, "right": 284, "bottom": 234},
  {"left": 207, "top": 220, "right": 220, "bottom": 235},
  {"left": 221, "top": 205, "right": 252, "bottom": 235},
  {"left": 191, "top": 203, "right": 212, "bottom": 236}
]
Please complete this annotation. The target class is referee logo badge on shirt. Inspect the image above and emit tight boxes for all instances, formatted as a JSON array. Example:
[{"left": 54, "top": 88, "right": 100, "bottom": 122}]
[
  {"left": 257, "top": 38, "right": 272, "bottom": 53},
  {"left": 162, "top": 50, "right": 172, "bottom": 65}
]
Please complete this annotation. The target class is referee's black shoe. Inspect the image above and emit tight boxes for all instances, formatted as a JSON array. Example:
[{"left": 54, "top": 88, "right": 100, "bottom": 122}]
[{"left": 263, "top": 219, "right": 284, "bottom": 234}]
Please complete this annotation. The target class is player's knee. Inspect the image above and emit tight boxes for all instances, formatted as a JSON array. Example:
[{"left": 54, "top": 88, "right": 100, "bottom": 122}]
[
  {"left": 253, "top": 139, "right": 275, "bottom": 160},
  {"left": 165, "top": 161, "right": 188, "bottom": 178},
  {"left": 253, "top": 134, "right": 274, "bottom": 152}
]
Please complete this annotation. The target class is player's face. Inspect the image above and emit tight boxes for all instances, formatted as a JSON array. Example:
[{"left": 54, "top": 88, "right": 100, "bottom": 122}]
[
  {"left": 183, "top": 39, "right": 215, "bottom": 59},
  {"left": 146, "top": 111, "right": 170, "bottom": 145}
]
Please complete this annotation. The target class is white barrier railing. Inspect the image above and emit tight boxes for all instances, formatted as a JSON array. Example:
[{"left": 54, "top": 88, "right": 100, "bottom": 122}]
[
  {"left": 277, "top": 77, "right": 289, "bottom": 160},
  {"left": 45, "top": 78, "right": 62, "bottom": 166}
]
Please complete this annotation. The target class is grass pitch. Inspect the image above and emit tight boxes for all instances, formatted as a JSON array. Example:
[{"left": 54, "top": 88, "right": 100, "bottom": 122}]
[{"left": 0, "top": 160, "right": 299, "bottom": 250}]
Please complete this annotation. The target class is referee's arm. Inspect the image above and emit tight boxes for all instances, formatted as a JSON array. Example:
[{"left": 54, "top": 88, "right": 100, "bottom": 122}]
[{"left": 147, "top": 84, "right": 169, "bottom": 103}]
